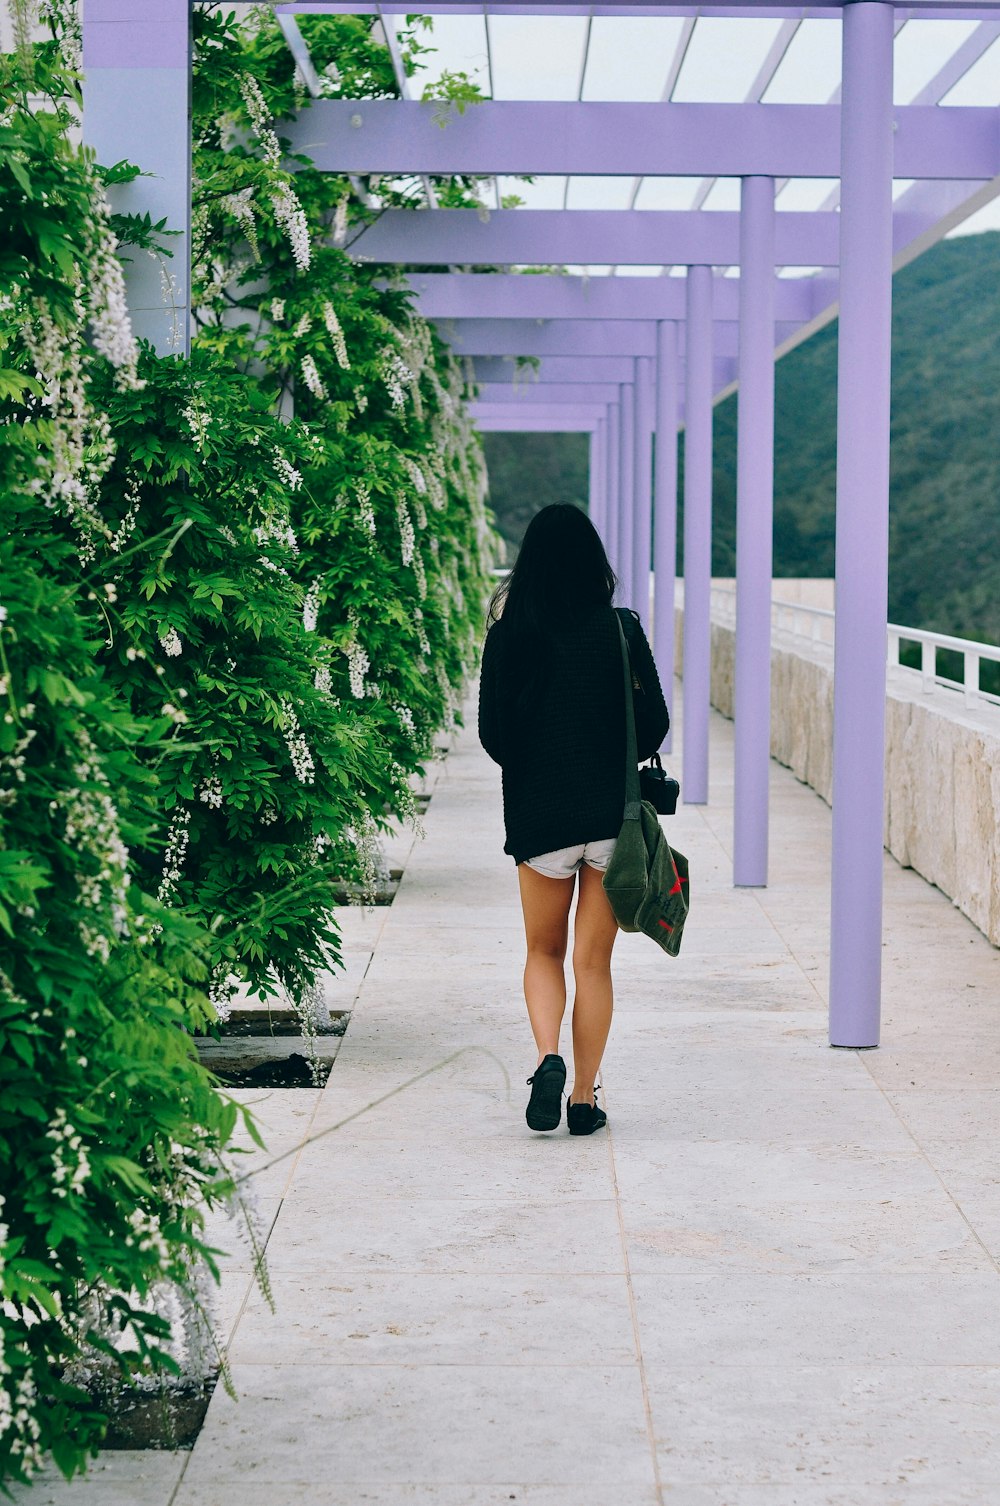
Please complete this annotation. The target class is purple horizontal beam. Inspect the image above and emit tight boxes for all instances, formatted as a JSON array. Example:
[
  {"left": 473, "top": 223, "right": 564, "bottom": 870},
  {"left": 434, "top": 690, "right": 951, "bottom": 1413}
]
[
  {"left": 477, "top": 381, "right": 622, "bottom": 404},
  {"left": 352, "top": 209, "right": 841, "bottom": 268},
  {"left": 474, "top": 415, "right": 600, "bottom": 432},
  {"left": 279, "top": 5, "right": 1000, "bottom": 20},
  {"left": 408, "top": 271, "right": 825, "bottom": 323},
  {"left": 439, "top": 316, "right": 794, "bottom": 360},
  {"left": 289, "top": 100, "right": 998, "bottom": 181},
  {"left": 473, "top": 355, "right": 638, "bottom": 383},
  {"left": 471, "top": 401, "right": 607, "bottom": 421}
]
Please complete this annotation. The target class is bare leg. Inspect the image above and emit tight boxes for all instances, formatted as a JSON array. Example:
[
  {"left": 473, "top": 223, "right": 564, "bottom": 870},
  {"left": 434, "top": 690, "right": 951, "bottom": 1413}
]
[
  {"left": 517, "top": 863, "right": 575, "bottom": 1064},
  {"left": 570, "top": 863, "right": 619, "bottom": 1104}
]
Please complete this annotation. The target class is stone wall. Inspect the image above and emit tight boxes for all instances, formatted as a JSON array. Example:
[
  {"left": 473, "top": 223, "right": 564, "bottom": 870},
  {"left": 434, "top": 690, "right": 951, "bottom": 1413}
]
[{"left": 673, "top": 581, "right": 1000, "bottom": 947}]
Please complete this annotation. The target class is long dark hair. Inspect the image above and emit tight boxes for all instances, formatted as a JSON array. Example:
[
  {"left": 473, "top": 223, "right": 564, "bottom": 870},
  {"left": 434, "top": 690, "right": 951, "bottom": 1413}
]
[{"left": 487, "top": 504, "right": 617, "bottom": 705}]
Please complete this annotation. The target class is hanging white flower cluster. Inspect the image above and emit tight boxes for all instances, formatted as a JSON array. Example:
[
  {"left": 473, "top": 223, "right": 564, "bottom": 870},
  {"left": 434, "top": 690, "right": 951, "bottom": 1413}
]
[
  {"left": 381, "top": 347, "right": 412, "bottom": 411},
  {"left": 21, "top": 299, "right": 114, "bottom": 559},
  {"left": 300, "top": 353, "right": 326, "bottom": 400},
  {"left": 108, "top": 473, "right": 140, "bottom": 553},
  {"left": 159, "top": 627, "right": 182, "bottom": 657},
  {"left": 424, "top": 460, "right": 447, "bottom": 512},
  {"left": 0, "top": 1353, "right": 42, "bottom": 1477},
  {"left": 271, "top": 181, "right": 311, "bottom": 272},
  {"left": 239, "top": 75, "right": 312, "bottom": 271},
  {"left": 436, "top": 661, "right": 458, "bottom": 733},
  {"left": 302, "top": 579, "right": 320, "bottom": 633},
  {"left": 345, "top": 610, "right": 370, "bottom": 699},
  {"left": 224, "top": 185, "right": 259, "bottom": 259},
  {"left": 253, "top": 516, "right": 299, "bottom": 560},
  {"left": 280, "top": 698, "right": 315, "bottom": 783},
  {"left": 395, "top": 703, "right": 416, "bottom": 742},
  {"left": 157, "top": 807, "right": 191, "bottom": 905},
  {"left": 354, "top": 388, "right": 368, "bottom": 414},
  {"left": 270, "top": 297, "right": 285, "bottom": 323},
  {"left": 46, "top": 1109, "right": 91, "bottom": 1200},
  {"left": 181, "top": 400, "right": 211, "bottom": 452},
  {"left": 333, "top": 195, "right": 349, "bottom": 246},
  {"left": 356, "top": 482, "right": 376, "bottom": 537},
  {"left": 322, "top": 302, "right": 351, "bottom": 369},
  {"left": 273, "top": 450, "right": 302, "bottom": 492},
  {"left": 57, "top": 733, "right": 131, "bottom": 961},
  {"left": 314, "top": 664, "right": 332, "bottom": 695},
  {"left": 413, "top": 606, "right": 431, "bottom": 657},
  {"left": 348, "top": 809, "right": 386, "bottom": 908},
  {"left": 90, "top": 192, "right": 143, "bottom": 386},
  {"left": 293, "top": 312, "right": 312, "bottom": 338},
  {"left": 199, "top": 775, "right": 224, "bottom": 810},
  {"left": 412, "top": 547, "right": 428, "bottom": 601},
  {"left": 395, "top": 494, "right": 415, "bottom": 567},
  {"left": 239, "top": 74, "right": 281, "bottom": 164}
]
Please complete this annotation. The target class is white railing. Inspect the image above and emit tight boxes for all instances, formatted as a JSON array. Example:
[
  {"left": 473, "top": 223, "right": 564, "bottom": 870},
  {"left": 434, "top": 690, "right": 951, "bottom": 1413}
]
[{"left": 708, "top": 584, "right": 1000, "bottom": 711}]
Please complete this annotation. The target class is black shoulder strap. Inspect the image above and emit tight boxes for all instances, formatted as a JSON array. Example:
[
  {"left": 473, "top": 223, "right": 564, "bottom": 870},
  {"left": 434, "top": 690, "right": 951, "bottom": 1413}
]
[{"left": 614, "top": 612, "right": 642, "bottom": 817}]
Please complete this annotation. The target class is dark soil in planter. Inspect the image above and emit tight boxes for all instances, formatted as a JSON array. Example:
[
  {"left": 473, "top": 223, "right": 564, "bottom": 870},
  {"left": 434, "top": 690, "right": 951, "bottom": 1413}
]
[
  {"left": 330, "top": 867, "right": 403, "bottom": 906},
  {"left": 219, "top": 1007, "right": 349, "bottom": 1038},
  {"left": 98, "top": 1375, "right": 218, "bottom": 1450},
  {"left": 210, "top": 1050, "right": 331, "bottom": 1089}
]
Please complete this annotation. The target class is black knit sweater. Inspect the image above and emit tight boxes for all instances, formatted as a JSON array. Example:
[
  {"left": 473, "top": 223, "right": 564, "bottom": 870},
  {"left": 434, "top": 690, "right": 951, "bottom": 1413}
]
[{"left": 478, "top": 605, "right": 670, "bottom": 864}]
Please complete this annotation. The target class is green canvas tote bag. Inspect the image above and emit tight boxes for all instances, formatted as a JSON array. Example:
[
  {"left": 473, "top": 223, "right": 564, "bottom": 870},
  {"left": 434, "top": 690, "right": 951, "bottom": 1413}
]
[{"left": 603, "top": 613, "right": 690, "bottom": 957}]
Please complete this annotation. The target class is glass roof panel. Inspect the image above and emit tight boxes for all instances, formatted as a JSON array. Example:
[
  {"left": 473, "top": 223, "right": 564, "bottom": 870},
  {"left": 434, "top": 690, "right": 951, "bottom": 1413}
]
[
  {"left": 581, "top": 17, "right": 685, "bottom": 102},
  {"left": 777, "top": 179, "right": 838, "bottom": 212},
  {"left": 699, "top": 178, "right": 742, "bottom": 212},
  {"left": 632, "top": 177, "right": 703, "bottom": 211},
  {"left": 564, "top": 176, "right": 635, "bottom": 210},
  {"left": 892, "top": 20, "right": 980, "bottom": 103},
  {"left": 672, "top": 18, "right": 787, "bottom": 103},
  {"left": 939, "top": 35, "right": 1000, "bottom": 105},
  {"left": 405, "top": 13, "right": 491, "bottom": 97},
  {"left": 486, "top": 15, "right": 588, "bottom": 101},
  {"left": 496, "top": 175, "right": 566, "bottom": 210},
  {"left": 949, "top": 200, "right": 1000, "bottom": 235},
  {"left": 761, "top": 19, "right": 842, "bottom": 103}
]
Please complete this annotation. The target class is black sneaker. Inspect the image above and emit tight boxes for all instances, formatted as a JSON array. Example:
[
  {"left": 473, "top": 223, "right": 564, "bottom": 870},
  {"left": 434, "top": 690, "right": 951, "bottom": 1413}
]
[
  {"left": 567, "top": 1090, "right": 607, "bottom": 1137},
  {"left": 525, "top": 1054, "right": 567, "bottom": 1132}
]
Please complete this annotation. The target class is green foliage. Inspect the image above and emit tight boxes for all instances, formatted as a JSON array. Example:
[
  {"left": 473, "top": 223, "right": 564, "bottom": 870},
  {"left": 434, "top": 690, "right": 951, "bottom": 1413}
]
[
  {"left": 482, "top": 431, "right": 591, "bottom": 557},
  {"left": 0, "top": 4, "right": 499, "bottom": 1485},
  {"left": 703, "top": 231, "right": 1000, "bottom": 643},
  {"left": 0, "top": 96, "right": 245, "bottom": 1485}
]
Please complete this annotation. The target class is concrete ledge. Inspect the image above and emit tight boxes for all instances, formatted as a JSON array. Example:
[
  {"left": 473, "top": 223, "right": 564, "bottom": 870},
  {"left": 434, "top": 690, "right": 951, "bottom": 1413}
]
[{"left": 674, "top": 584, "right": 1000, "bottom": 947}]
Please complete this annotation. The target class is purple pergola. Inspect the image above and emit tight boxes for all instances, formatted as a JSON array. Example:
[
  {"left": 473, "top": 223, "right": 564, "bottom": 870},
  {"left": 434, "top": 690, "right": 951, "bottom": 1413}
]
[{"left": 82, "top": 0, "right": 1000, "bottom": 1049}]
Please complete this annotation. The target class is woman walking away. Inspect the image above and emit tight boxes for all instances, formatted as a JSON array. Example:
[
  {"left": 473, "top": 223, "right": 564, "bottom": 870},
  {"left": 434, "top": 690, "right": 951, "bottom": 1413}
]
[{"left": 478, "top": 504, "right": 670, "bottom": 1136}]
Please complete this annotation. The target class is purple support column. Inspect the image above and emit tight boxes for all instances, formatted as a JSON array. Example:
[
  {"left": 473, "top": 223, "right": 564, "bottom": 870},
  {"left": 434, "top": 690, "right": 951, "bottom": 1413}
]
[
  {"left": 653, "top": 320, "right": 679, "bottom": 756},
  {"left": 590, "top": 418, "right": 607, "bottom": 540},
  {"left": 82, "top": 0, "right": 191, "bottom": 355},
  {"left": 618, "top": 380, "right": 636, "bottom": 606},
  {"left": 596, "top": 413, "right": 609, "bottom": 543},
  {"left": 829, "top": 3, "right": 895, "bottom": 1049},
  {"left": 682, "top": 265, "right": 714, "bottom": 805},
  {"left": 607, "top": 402, "right": 621, "bottom": 573},
  {"left": 632, "top": 355, "right": 655, "bottom": 631},
  {"left": 734, "top": 176, "right": 776, "bottom": 887}
]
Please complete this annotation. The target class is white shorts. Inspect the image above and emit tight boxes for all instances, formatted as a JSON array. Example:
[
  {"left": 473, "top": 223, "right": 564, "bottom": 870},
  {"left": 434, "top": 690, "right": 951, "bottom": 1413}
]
[{"left": 522, "top": 838, "right": 617, "bottom": 881}]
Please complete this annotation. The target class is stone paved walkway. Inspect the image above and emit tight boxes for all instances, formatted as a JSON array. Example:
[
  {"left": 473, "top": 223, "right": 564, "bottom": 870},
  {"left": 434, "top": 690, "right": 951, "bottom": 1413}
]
[{"left": 19, "top": 690, "right": 1000, "bottom": 1506}]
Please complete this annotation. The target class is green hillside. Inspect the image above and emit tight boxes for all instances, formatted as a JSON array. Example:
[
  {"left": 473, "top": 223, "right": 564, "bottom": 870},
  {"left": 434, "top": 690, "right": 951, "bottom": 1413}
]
[
  {"left": 481, "top": 430, "right": 589, "bottom": 563},
  {"left": 708, "top": 228, "right": 1000, "bottom": 644},
  {"left": 483, "top": 231, "right": 1000, "bottom": 643}
]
